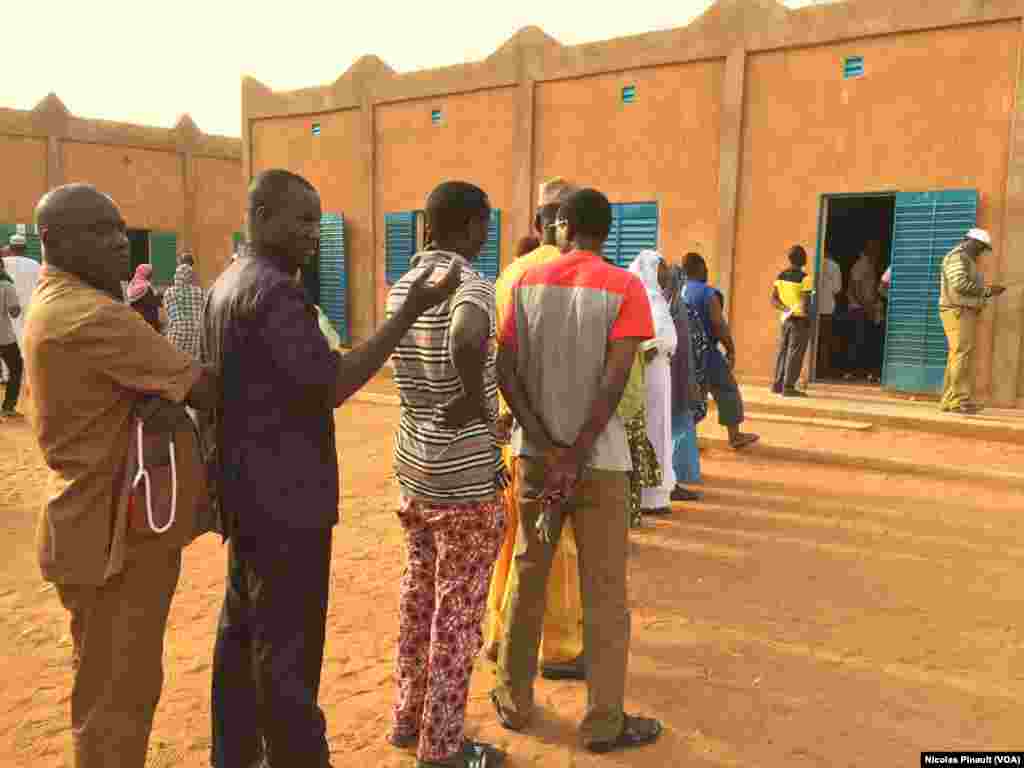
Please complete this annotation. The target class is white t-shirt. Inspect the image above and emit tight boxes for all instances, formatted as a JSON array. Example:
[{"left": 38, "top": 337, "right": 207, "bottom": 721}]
[
  {"left": 818, "top": 258, "right": 843, "bottom": 316},
  {"left": 2, "top": 256, "right": 40, "bottom": 345}
]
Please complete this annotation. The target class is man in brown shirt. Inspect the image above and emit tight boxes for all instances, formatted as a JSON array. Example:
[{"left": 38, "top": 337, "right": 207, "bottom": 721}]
[{"left": 22, "top": 184, "right": 218, "bottom": 768}]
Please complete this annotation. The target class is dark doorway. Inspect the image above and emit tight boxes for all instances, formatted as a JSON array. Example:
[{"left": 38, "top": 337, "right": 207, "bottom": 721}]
[
  {"left": 814, "top": 194, "right": 895, "bottom": 385},
  {"left": 127, "top": 229, "right": 150, "bottom": 272}
]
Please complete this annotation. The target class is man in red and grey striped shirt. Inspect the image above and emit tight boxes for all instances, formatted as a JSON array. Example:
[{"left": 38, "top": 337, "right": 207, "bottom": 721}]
[{"left": 491, "top": 188, "right": 663, "bottom": 754}]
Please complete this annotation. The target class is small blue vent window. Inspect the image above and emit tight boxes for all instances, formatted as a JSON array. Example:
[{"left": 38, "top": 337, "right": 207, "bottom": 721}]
[
  {"left": 431, "top": 109, "right": 442, "bottom": 125},
  {"left": 622, "top": 85, "right": 636, "bottom": 104},
  {"left": 843, "top": 56, "right": 864, "bottom": 79},
  {"left": 311, "top": 122, "right": 321, "bottom": 136}
]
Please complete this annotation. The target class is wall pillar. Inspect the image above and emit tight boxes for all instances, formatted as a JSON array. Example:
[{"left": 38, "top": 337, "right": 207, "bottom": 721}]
[
  {"left": 361, "top": 95, "right": 378, "bottom": 337},
  {"left": 716, "top": 46, "right": 747, "bottom": 323},
  {"left": 992, "top": 20, "right": 1024, "bottom": 406},
  {"left": 509, "top": 78, "right": 536, "bottom": 269},
  {"left": 46, "top": 137, "right": 64, "bottom": 191},
  {"left": 181, "top": 151, "right": 195, "bottom": 253}
]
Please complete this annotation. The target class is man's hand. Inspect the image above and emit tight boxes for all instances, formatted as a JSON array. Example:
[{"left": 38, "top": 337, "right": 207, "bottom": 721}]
[
  {"left": 689, "top": 381, "right": 702, "bottom": 403},
  {"left": 543, "top": 444, "right": 584, "bottom": 501},
  {"left": 438, "top": 392, "right": 486, "bottom": 430},
  {"left": 990, "top": 284, "right": 1007, "bottom": 296},
  {"left": 495, "top": 412, "right": 514, "bottom": 444},
  {"left": 405, "top": 262, "right": 462, "bottom": 315}
]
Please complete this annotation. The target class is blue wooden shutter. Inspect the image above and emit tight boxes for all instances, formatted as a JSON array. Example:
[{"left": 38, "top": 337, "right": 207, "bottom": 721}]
[
  {"left": 609, "top": 202, "right": 658, "bottom": 269},
  {"left": 319, "top": 212, "right": 350, "bottom": 346},
  {"left": 883, "top": 189, "right": 978, "bottom": 394},
  {"left": 385, "top": 212, "right": 416, "bottom": 284},
  {"left": 148, "top": 231, "right": 178, "bottom": 287},
  {"left": 476, "top": 209, "right": 501, "bottom": 280}
]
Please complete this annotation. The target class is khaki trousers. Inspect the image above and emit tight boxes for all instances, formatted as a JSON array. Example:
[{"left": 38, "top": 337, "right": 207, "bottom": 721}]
[
  {"left": 940, "top": 307, "right": 978, "bottom": 410},
  {"left": 56, "top": 534, "right": 183, "bottom": 768},
  {"left": 494, "top": 458, "right": 630, "bottom": 745}
]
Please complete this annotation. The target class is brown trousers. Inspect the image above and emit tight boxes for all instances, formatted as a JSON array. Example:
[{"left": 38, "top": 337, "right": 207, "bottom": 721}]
[
  {"left": 56, "top": 534, "right": 183, "bottom": 768},
  {"left": 940, "top": 307, "right": 979, "bottom": 410},
  {"left": 494, "top": 458, "right": 630, "bottom": 745}
]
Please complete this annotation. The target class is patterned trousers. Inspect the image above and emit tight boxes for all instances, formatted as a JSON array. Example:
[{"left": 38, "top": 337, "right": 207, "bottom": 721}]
[{"left": 391, "top": 496, "right": 506, "bottom": 762}]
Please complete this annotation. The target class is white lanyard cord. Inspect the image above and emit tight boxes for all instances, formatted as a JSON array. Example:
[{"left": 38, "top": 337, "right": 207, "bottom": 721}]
[{"left": 132, "top": 419, "right": 177, "bottom": 534}]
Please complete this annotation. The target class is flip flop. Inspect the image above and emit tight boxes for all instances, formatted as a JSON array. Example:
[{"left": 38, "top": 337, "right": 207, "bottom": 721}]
[
  {"left": 490, "top": 690, "right": 526, "bottom": 732},
  {"left": 387, "top": 729, "right": 418, "bottom": 749},
  {"left": 586, "top": 714, "right": 663, "bottom": 754},
  {"left": 729, "top": 434, "right": 760, "bottom": 450},
  {"left": 416, "top": 740, "right": 507, "bottom": 768}
]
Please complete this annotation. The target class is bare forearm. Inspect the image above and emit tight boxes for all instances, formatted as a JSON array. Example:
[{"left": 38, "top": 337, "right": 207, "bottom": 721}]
[
  {"left": 186, "top": 366, "right": 219, "bottom": 411},
  {"left": 572, "top": 375, "right": 629, "bottom": 460},
  {"left": 452, "top": 339, "right": 487, "bottom": 414},
  {"left": 333, "top": 305, "right": 416, "bottom": 406},
  {"left": 718, "top": 323, "right": 736, "bottom": 358},
  {"left": 497, "top": 355, "right": 553, "bottom": 449}
]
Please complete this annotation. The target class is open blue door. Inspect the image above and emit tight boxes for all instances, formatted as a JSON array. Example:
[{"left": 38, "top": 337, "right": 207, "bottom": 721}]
[
  {"left": 319, "top": 213, "right": 350, "bottom": 346},
  {"left": 882, "top": 190, "right": 977, "bottom": 394}
]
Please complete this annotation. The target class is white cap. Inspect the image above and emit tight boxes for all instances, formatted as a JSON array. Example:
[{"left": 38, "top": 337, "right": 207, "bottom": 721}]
[
  {"left": 9, "top": 234, "right": 26, "bottom": 246},
  {"left": 966, "top": 228, "right": 992, "bottom": 247}
]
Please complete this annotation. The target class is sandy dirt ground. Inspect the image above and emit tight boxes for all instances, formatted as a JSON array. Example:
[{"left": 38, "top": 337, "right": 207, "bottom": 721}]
[{"left": 1, "top": 395, "right": 1022, "bottom": 768}]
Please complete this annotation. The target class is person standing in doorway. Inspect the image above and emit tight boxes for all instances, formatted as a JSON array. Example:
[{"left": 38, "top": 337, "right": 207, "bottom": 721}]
[
  {"left": 205, "top": 169, "right": 460, "bottom": 768},
  {"left": 816, "top": 250, "right": 844, "bottom": 379},
  {"left": 23, "top": 184, "right": 221, "bottom": 768},
  {"left": 492, "top": 188, "right": 663, "bottom": 754},
  {"left": 0, "top": 257, "right": 22, "bottom": 418},
  {"left": 682, "top": 253, "right": 759, "bottom": 449},
  {"left": 938, "top": 228, "right": 1004, "bottom": 415},
  {"left": 770, "top": 245, "right": 814, "bottom": 397},
  {"left": 846, "top": 240, "right": 883, "bottom": 382}
]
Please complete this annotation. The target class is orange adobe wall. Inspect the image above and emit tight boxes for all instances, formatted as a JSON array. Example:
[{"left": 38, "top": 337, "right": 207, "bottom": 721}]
[{"left": 732, "top": 21, "right": 1019, "bottom": 392}]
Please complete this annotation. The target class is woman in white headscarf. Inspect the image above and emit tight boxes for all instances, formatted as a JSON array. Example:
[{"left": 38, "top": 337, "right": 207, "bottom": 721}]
[{"left": 629, "top": 250, "right": 678, "bottom": 515}]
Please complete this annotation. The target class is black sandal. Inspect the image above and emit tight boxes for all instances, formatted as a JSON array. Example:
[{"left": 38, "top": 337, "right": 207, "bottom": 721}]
[
  {"left": 586, "top": 714, "right": 663, "bottom": 753},
  {"left": 387, "top": 729, "right": 418, "bottom": 749},
  {"left": 489, "top": 690, "right": 526, "bottom": 732},
  {"left": 416, "top": 739, "right": 507, "bottom": 768}
]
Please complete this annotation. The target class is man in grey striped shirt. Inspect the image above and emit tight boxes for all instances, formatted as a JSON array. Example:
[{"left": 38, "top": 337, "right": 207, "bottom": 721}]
[
  {"left": 938, "top": 227, "right": 1005, "bottom": 415},
  {"left": 385, "top": 181, "right": 507, "bottom": 768}
]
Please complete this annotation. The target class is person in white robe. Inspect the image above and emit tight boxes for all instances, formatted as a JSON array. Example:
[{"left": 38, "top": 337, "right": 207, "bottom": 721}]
[{"left": 629, "top": 250, "right": 678, "bottom": 514}]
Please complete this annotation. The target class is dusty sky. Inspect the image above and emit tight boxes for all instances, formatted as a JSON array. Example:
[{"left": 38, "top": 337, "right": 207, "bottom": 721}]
[{"left": 4, "top": 0, "right": 823, "bottom": 138}]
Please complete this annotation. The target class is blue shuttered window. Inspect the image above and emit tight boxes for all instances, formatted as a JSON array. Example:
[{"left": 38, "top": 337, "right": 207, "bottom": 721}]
[
  {"left": 476, "top": 209, "right": 501, "bottom": 281},
  {"left": 606, "top": 202, "right": 658, "bottom": 269},
  {"left": 319, "top": 212, "right": 350, "bottom": 346},
  {"left": 882, "top": 189, "right": 978, "bottom": 394},
  {"left": 386, "top": 209, "right": 501, "bottom": 282},
  {"left": 385, "top": 211, "right": 416, "bottom": 285}
]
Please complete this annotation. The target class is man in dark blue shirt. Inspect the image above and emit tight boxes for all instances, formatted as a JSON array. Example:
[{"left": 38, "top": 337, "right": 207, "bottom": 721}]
[
  {"left": 204, "top": 169, "right": 460, "bottom": 768},
  {"left": 681, "top": 252, "right": 759, "bottom": 450}
]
